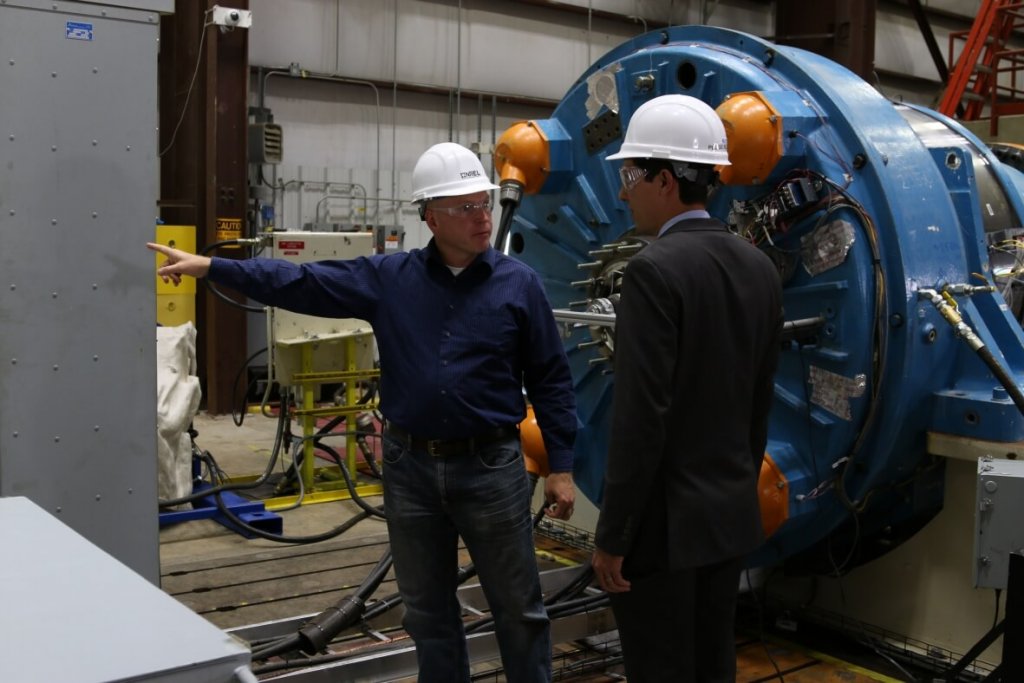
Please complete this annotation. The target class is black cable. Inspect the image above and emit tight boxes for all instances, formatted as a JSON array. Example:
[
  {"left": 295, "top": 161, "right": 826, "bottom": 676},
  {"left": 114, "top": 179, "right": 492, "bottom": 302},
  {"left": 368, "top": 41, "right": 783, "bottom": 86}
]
[
  {"left": 214, "top": 492, "right": 371, "bottom": 545},
  {"left": 295, "top": 550, "right": 394, "bottom": 654},
  {"left": 252, "top": 543, "right": 484, "bottom": 665},
  {"left": 252, "top": 635, "right": 415, "bottom": 675},
  {"left": 198, "top": 239, "right": 265, "bottom": 313},
  {"left": 543, "top": 592, "right": 609, "bottom": 618},
  {"left": 361, "top": 561, "right": 480, "bottom": 624},
  {"left": 276, "top": 413, "right": 382, "bottom": 495},
  {"left": 251, "top": 506, "right": 550, "bottom": 673},
  {"left": 354, "top": 410, "right": 383, "bottom": 479},
  {"left": 252, "top": 549, "right": 394, "bottom": 660},
  {"left": 356, "top": 433, "right": 383, "bottom": 479},
  {"left": 464, "top": 593, "right": 609, "bottom": 635},
  {"left": 794, "top": 183, "right": 887, "bottom": 574},
  {"left": 303, "top": 384, "right": 379, "bottom": 480},
  {"left": 231, "top": 346, "right": 267, "bottom": 427},
  {"left": 544, "top": 563, "right": 595, "bottom": 606},
  {"left": 977, "top": 346, "right": 1024, "bottom": 417},
  {"left": 314, "top": 442, "right": 386, "bottom": 519},
  {"left": 281, "top": 418, "right": 343, "bottom": 488},
  {"left": 856, "top": 636, "right": 920, "bottom": 682},
  {"left": 744, "top": 568, "right": 785, "bottom": 682}
]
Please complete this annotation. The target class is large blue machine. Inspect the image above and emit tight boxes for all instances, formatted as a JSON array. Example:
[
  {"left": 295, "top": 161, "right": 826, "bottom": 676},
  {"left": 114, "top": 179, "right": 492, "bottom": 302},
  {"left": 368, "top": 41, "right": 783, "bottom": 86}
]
[{"left": 497, "top": 26, "right": 1024, "bottom": 572}]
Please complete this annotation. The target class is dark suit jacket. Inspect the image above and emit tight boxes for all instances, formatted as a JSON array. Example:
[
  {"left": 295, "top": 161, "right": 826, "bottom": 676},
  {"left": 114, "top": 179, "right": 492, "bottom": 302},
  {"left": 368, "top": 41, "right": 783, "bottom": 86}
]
[{"left": 595, "top": 217, "right": 783, "bottom": 573}]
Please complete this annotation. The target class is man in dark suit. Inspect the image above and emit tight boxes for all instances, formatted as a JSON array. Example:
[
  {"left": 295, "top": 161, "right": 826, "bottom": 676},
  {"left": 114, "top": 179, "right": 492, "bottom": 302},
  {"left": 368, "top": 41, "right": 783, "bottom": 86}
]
[{"left": 592, "top": 94, "right": 783, "bottom": 682}]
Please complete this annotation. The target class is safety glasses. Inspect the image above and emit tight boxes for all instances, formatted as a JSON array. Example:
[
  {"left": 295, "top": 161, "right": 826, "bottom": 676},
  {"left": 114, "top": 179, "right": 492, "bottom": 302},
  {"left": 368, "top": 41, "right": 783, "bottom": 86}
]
[
  {"left": 429, "top": 198, "right": 493, "bottom": 217},
  {"left": 618, "top": 165, "right": 649, "bottom": 192}
]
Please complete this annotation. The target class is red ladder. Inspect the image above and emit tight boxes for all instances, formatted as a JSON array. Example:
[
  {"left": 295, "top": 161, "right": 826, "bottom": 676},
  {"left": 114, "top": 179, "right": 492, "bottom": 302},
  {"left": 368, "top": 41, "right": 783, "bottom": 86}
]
[{"left": 939, "top": 0, "right": 1022, "bottom": 123}]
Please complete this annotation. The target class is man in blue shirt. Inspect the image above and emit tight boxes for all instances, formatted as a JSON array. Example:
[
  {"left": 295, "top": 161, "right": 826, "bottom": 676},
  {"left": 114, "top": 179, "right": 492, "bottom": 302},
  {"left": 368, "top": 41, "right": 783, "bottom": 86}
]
[{"left": 149, "top": 142, "right": 577, "bottom": 683}]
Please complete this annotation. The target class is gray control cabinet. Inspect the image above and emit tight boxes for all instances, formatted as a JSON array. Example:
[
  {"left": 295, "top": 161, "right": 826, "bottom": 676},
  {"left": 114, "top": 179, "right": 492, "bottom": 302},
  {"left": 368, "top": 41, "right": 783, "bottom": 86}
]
[
  {"left": 1, "top": 497, "right": 253, "bottom": 683},
  {"left": 974, "top": 457, "right": 1024, "bottom": 589},
  {"left": 0, "top": 0, "right": 171, "bottom": 583}
]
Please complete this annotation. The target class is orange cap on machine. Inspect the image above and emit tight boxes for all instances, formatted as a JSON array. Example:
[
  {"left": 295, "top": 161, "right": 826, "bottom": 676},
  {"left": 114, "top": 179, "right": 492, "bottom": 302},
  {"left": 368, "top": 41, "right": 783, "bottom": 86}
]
[
  {"left": 494, "top": 121, "right": 551, "bottom": 194},
  {"left": 520, "top": 404, "right": 550, "bottom": 478},
  {"left": 716, "top": 92, "right": 784, "bottom": 186},
  {"left": 758, "top": 452, "right": 789, "bottom": 538}
]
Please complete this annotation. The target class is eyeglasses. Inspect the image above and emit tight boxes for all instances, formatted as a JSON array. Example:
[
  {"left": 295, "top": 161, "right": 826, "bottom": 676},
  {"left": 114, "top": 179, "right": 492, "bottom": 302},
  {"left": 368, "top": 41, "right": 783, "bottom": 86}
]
[
  {"left": 618, "top": 165, "right": 649, "bottom": 192},
  {"left": 428, "top": 198, "right": 493, "bottom": 217}
]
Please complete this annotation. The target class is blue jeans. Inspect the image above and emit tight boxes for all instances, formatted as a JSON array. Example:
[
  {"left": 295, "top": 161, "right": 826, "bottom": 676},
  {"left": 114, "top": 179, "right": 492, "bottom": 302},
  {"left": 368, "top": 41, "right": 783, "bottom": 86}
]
[{"left": 382, "top": 433, "right": 551, "bottom": 683}]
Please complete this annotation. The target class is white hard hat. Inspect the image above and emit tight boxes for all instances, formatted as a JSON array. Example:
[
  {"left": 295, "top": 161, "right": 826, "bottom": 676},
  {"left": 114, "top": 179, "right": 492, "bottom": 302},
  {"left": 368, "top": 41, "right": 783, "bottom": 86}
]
[
  {"left": 411, "top": 142, "right": 500, "bottom": 202},
  {"left": 607, "top": 94, "right": 731, "bottom": 166}
]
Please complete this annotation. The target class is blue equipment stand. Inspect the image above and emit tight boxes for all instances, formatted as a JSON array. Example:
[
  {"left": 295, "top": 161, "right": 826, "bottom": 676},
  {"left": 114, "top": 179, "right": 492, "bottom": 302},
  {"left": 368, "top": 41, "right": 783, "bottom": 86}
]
[{"left": 158, "top": 468, "right": 283, "bottom": 539}]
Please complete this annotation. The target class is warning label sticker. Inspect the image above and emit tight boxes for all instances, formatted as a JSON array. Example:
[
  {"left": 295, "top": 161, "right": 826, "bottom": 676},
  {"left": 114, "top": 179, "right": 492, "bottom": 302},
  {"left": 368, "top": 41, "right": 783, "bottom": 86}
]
[{"left": 216, "top": 217, "right": 242, "bottom": 244}]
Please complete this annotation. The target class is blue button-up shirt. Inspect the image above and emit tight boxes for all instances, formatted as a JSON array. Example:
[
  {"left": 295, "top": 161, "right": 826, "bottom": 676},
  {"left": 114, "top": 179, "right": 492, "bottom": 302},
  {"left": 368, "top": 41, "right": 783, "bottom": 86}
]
[{"left": 208, "top": 240, "right": 577, "bottom": 471}]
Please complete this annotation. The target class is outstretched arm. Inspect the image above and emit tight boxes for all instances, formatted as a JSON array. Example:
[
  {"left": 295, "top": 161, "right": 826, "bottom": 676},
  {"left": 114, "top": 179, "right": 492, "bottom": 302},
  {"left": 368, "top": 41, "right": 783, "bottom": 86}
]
[{"left": 147, "top": 242, "right": 212, "bottom": 286}]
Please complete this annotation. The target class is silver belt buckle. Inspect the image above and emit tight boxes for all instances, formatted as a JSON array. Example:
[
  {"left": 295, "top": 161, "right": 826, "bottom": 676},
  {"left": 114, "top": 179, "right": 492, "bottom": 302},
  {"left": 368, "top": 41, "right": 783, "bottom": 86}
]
[{"left": 427, "top": 439, "right": 442, "bottom": 457}]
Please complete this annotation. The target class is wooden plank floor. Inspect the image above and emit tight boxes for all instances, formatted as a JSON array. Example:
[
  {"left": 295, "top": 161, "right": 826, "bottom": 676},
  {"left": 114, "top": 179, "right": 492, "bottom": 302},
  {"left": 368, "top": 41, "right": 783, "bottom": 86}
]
[
  {"left": 162, "top": 413, "right": 900, "bottom": 681},
  {"left": 163, "top": 535, "right": 897, "bottom": 682}
]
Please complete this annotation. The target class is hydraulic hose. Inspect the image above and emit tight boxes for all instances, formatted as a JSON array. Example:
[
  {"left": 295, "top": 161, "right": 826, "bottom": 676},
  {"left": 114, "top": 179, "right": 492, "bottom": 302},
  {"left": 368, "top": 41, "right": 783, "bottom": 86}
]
[
  {"left": 494, "top": 180, "right": 522, "bottom": 252},
  {"left": 296, "top": 550, "right": 394, "bottom": 654},
  {"left": 355, "top": 411, "right": 383, "bottom": 479},
  {"left": 275, "top": 399, "right": 380, "bottom": 495},
  {"left": 543, "top": 563, "right": 595, "bottom": 606},
  {"left": 978, "top": 345, "right": 1024, "bottom": 415},
  {"left": 466, "top": 592, "right": 609, "bottom": 635},
  {"left": 919, "top": 287, "right": 1024, "bottom": 417},
  {"left": 214, "top": 491, "right": 371, "bottom": 545},
  {"left": 252, "top": 549, "right": 394, "bottom": 660},
  {"left": 252, "top": 551, "right": 466, "bottom": 663},
  {"left": 251, "top": 505, "right": 560, "bottom": 671},
  {"left": 313, "top": 441, "right": 386, "bottom": 519},
  {"left": 231, "top": 347, "right": 268, "bottom": 427}
]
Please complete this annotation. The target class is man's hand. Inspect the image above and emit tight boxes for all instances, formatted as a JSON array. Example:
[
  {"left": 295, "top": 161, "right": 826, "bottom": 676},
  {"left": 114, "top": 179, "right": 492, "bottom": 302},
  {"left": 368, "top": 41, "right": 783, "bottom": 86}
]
[
  {"left": 147, "top": 242, "right": 212, "bottom": 285},
  {"left": 543, "top": 471, "right": 575, "bottom": 520},
  {"left": 592, "top": 547, "right": 631, "bottom": 593}
]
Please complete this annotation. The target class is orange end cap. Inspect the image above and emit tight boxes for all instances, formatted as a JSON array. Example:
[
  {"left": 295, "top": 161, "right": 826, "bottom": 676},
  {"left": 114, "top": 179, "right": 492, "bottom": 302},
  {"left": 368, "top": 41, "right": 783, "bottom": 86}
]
[
  {"left": 758, "top": 452, "right": 789, "bottom": 538},
  {"left": 716, "top": 92, "right": 784, "bottom": 186},
  {"left": 519, "top": 404, "right": 550, "bottom": 477},
  {"left": 494, "top": 121, "right": 550, "bottom": 195}
]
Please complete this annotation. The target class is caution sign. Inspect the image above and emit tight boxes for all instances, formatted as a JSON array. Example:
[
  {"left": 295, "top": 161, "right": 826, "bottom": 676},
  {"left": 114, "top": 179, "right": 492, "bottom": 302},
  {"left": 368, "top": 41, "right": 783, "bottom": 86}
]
[{"left": 216, "top": 217, "right": 243, "bottom": 246}]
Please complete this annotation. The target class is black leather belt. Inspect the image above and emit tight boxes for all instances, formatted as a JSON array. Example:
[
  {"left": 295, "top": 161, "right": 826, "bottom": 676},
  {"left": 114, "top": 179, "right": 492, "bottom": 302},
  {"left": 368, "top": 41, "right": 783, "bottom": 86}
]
[{"left": 385, "top": 424, "right": 519, "bottom": 457}]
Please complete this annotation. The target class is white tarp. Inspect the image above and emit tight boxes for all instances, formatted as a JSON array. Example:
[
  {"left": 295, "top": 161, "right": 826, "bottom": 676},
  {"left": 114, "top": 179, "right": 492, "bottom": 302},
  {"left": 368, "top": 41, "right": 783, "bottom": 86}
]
[{"left": 156, "top": 323, "right": 201, "bottom": 504}]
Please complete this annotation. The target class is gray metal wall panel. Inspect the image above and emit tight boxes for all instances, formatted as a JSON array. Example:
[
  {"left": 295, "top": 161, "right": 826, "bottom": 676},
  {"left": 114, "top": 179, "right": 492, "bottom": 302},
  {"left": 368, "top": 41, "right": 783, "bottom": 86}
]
[{"left": 0, "top": 1, "right": 160, "bottom": 582}]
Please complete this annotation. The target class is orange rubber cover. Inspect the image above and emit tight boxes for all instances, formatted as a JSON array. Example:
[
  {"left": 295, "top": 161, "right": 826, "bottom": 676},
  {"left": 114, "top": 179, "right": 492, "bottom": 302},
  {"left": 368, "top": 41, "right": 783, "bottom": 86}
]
[
  {"left": 494, "top": 121, "right": 550, "bottom": 194},
  {"left": 716, "top": 92, "right": 783, "bottom": 186},
  {"left": 758, "top": 452, "right": 789, "bottom": 538},
  {"left": 520, "top": 404, "right": 550, "bottom": 477}
]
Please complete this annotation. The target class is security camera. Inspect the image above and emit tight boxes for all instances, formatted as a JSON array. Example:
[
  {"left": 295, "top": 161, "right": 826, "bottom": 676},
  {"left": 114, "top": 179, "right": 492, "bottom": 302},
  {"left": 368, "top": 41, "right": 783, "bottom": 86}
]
[{"left": 211, "top": 5, "right": 252, "bottom": 29}]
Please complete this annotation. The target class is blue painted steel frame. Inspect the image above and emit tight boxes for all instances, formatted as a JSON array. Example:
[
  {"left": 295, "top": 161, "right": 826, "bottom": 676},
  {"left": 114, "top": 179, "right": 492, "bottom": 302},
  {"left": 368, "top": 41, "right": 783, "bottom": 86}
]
[
  {"left": 510, "top": 26, "right": 1024, "bottom": 567},
  {"left": 158, "top": 482, "right": 283, "bottom": 538}
]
